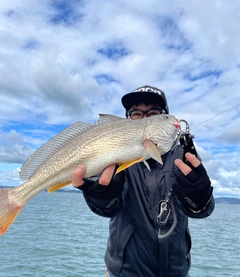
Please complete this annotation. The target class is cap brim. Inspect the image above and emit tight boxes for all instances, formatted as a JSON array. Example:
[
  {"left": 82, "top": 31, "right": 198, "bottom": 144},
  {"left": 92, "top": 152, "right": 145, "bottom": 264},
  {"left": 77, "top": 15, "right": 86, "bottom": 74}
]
[{"left": 121, "top": 91, "right": 166, "bottom": 111}]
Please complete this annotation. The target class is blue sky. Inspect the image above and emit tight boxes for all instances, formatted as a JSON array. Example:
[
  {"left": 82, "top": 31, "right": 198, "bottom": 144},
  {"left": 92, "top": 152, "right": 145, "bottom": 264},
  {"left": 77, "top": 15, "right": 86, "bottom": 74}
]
[{"left": 0, "top": 0, "right": 240, "bottom": 197}]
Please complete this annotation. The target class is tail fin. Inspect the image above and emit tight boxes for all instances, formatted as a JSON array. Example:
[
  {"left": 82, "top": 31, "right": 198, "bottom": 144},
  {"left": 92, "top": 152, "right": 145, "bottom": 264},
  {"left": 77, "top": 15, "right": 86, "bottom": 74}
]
[{"left": 0, "top": 188, "right": 25, "bottom": 236}]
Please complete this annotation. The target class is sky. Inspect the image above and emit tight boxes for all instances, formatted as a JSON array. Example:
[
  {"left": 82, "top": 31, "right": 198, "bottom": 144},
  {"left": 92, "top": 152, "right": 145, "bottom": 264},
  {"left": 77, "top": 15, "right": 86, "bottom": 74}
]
[{"left": 0, "top": 0, "right": 240, "bottom": 198}]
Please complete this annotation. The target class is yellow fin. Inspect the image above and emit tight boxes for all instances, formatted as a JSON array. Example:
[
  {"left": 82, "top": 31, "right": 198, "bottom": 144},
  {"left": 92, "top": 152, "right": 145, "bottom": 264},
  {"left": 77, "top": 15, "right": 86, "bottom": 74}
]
[
  {"left": 48, "top": 181, "right": 72, "bottom": 193},
  {"left": 0, "top": 188, "right": 25, "bottom": 236},
  {"left": 116, "top": 158, "right": 144, "bottom": 174}
]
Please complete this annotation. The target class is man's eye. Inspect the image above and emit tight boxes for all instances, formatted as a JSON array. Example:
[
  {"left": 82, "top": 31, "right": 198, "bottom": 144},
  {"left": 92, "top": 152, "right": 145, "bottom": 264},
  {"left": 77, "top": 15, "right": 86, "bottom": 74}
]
[
  {"left": 132, "top": 111, "right": 142, "bottom": 116},
  {"left": 148, "top": 111, "right": 158, "bottom": 116},
  {"left": 148, "top": 110, "right": 161, "bottom": 116}
]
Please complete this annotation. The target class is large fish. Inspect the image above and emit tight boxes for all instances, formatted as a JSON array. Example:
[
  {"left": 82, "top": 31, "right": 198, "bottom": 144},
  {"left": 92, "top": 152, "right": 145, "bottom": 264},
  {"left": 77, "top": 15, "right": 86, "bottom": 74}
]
[{"left": 0, "top": 114, "right": 180, "bottom": 236}]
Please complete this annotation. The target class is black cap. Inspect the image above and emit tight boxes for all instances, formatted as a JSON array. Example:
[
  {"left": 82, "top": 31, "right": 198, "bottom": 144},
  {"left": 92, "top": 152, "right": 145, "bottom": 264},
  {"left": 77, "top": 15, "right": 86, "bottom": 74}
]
[{"left": 121, "top": 85, "right": 169, "bottom": 114}]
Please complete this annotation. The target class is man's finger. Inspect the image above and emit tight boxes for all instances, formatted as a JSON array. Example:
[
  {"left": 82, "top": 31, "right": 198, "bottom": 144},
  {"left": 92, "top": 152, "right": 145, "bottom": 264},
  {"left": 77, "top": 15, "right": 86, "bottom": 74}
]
[
  {"left": 185, "top": 152, "right": 201, "bottom": 168},
  {"left": 99, "top": 164, "right": 116, "bottom": 186},
  {"left": 174, "top": 159, "right": 192, "bottom": 176},
  {"left": 72, "top": 164, "right": 86, "bottom": 187},
  {"left": 175, "top": 153, "right": 201, "bottom": 176}
]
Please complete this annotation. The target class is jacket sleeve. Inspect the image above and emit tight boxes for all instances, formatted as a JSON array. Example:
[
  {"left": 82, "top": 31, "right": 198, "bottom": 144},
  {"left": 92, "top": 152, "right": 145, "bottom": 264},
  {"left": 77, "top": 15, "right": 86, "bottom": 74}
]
[
  {"left": 76, "top": 167, "right": 126, "bottom": 217},
  {"left": 172, "top": 161, "right": 215, "bottom": 218},
  {"left": 180, "top": 194, "right": 215, "bottom": 219}
]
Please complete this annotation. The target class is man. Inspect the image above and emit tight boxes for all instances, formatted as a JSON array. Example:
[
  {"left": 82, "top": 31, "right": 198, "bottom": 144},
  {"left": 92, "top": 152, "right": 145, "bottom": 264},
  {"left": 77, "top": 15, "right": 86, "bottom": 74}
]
[{"left": 72, "top": 85, "right": 214, "bottom": 277}]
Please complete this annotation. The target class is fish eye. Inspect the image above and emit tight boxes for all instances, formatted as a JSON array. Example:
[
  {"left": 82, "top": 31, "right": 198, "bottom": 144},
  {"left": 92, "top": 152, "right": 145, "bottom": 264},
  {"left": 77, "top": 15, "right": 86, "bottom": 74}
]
[{"left": 163, "top": 115, "right": 169, "bottom": 120}]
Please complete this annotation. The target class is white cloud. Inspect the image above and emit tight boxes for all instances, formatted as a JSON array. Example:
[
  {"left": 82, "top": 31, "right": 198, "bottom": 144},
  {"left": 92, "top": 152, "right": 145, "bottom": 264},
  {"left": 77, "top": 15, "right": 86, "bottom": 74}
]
[
  {"left": 176, "top": 0, "right": 240, "bottom": 67},
  {"left": 0, "top": 0, "right": 239, "bottom": 197},
  {"left": 0, "top": 163, "right": 22, "bottom": 187},
  {"left": 0, "top": 130, "right": 34, "bottom": 163},
  {"left": 212, "top": 182, "right": 240, "bottom": 198}
]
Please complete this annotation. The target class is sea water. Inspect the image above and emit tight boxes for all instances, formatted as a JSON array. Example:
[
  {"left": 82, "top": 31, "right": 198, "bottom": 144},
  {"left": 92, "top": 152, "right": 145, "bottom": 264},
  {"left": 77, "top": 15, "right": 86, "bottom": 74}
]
[{"left": 0, "top": 191, "right": 239, "bottom": 277}]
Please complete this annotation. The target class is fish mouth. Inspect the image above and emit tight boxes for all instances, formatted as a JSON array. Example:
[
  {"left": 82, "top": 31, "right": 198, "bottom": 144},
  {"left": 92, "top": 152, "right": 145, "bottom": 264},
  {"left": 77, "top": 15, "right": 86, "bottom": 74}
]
[{"left": 173, "top": 119, "right": 181, "bottom": 129}]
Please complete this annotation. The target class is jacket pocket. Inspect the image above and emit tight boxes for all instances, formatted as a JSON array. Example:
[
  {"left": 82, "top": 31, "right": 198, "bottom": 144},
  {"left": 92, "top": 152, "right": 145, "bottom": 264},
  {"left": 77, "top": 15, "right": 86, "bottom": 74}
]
[{"left": 106, "top": 221, "right": 135, "bottom": 274}]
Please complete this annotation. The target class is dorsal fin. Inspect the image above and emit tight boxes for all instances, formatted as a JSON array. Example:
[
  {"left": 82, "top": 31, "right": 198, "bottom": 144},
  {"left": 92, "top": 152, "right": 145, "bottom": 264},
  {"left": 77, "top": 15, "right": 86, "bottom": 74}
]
[
  {"left": 19, "top": 121, "right": 93, "bottom": 180},
  {"left": 97, "top": 114, "right": 124, "bottom": 125}
]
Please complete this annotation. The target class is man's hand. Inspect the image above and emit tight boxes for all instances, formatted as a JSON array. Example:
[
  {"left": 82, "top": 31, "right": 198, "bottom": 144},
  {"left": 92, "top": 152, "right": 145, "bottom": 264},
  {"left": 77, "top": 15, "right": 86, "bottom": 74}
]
[
  {"left": 72, "top": 163, "right": 125, "bottom": 212},
  {"left": 174, "top": 152, "right": 200, "bottom": 175},
  {"left": 172, "top": 152, "right": 213, "bottom": 212},
  {"left": 72, "top": 164, "right": 116, "bottom": 188}
]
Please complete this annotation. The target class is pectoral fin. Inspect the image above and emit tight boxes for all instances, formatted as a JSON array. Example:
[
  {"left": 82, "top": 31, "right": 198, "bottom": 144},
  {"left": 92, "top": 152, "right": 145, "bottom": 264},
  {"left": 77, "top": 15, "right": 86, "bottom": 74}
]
[
  {"left": 143, "top": 160, "right": 151, "bottom": 171},
  {"left": 116, "top": 158, "right": 145, "bottom": 174},
  {"left": 48, "top": 181, "right": 72, "bottom": 193},
  {"left": 143, "top": 140, "right": 163, "bottom": 165}
]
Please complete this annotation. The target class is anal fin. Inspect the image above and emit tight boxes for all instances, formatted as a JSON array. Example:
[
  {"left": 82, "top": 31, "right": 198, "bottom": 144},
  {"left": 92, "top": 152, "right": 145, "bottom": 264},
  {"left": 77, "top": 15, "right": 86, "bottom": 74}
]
[
  {"left": 116, "top": 158, "right": 144, "bottom": 174},
  {"left": 48, "top": 181, "right": 72, "bottom": 193}
]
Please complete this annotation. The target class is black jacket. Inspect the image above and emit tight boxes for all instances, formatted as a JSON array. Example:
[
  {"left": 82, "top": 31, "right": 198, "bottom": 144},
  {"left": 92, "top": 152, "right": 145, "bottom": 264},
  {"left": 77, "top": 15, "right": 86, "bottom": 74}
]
[{"left": 82, "top": 146, "right": 215, "bottom": 277}]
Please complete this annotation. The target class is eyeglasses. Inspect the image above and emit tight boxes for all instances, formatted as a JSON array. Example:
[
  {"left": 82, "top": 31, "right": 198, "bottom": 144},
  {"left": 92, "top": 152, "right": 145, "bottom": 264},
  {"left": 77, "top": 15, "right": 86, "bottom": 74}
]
[{"left": 127, "top": 108, "right": 166, "bottom": 120}]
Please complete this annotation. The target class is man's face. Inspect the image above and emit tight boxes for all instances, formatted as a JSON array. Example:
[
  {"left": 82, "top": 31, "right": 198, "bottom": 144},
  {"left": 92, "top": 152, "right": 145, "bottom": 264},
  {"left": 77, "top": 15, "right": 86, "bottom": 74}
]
[{"left": 127, "top": 103, "right": 164, "bottom": 120}]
